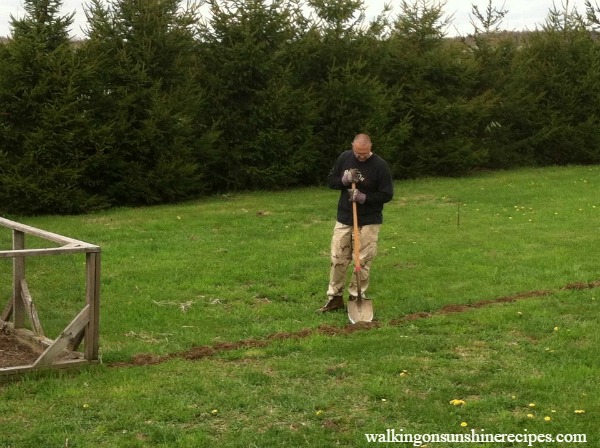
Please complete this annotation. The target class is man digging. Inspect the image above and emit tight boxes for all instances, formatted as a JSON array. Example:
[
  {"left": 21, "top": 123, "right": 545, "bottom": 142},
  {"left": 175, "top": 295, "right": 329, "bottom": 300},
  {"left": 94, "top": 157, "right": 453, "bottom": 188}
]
[{"left": 318, "top": 133, "right": 394, "bottom": 314}]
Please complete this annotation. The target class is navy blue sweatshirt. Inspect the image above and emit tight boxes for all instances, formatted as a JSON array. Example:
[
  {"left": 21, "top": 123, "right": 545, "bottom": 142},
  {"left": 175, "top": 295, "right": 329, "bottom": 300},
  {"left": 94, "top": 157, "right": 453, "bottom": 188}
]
[{"left": 327, "top": 150, "right": 394, "bottom": 226}]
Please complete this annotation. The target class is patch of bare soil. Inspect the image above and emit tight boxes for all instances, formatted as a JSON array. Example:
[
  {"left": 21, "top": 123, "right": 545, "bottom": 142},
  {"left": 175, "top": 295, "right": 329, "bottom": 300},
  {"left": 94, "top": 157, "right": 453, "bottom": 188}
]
[{"left": 0, "top": 330, "right": 41, "bottom": 368}]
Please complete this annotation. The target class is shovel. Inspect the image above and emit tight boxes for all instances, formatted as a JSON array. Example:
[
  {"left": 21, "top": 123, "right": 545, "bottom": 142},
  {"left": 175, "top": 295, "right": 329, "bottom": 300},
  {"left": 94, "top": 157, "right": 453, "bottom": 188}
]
[{"left": 347, "top": 182, "right": 374, "bottom": 324}]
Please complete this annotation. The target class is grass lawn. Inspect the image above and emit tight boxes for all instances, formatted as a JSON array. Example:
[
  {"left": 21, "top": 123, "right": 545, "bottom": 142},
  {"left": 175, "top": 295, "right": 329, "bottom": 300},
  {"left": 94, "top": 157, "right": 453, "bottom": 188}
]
[{"left": 0, "top": 165, "right": 598, "bottom": 447}]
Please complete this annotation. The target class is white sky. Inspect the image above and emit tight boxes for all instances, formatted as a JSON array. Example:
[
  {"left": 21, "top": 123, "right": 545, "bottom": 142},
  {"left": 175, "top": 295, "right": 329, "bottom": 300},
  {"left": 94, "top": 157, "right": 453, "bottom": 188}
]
[{"left": 0, "top": 0, "right": 593, "bottom": 39}]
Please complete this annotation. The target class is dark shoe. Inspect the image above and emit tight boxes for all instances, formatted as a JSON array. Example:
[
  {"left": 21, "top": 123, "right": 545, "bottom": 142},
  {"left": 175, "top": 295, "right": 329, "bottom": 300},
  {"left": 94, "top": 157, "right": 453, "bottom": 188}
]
[
  {"left": 349, "top": 295, "right": 369, "bottom": 302},
  {"left": 317, "top": 296, "right": 344, "bottom": 312}
]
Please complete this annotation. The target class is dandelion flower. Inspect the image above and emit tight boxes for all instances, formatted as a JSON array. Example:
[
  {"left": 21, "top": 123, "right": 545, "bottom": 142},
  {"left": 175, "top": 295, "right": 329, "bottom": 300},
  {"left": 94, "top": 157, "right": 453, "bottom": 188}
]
[
  {"left": 574, "top": 410, "right": 585, "bottom": 414},
  {"left": 554, "top": 326, "right": 559, "bottom": 331},
  {"left": 460, "top": 422, "right": 468, "bottom": 427},
  {"left": 83, "top": 403, "right": 90, "bottom": 409},
  {"left": 529, "top": 403, "right": 536, "bottom": 408},
  {"left": 544, "top": 416, "right": 551, "bottom": 421},
  {"left": 449, "top": 399, "right": 466, "bottom": 406},
  {"left": 315, "top": 410, "right": 323, "bottom": 416},
  {"left": 211, "top": 409, "right": 218, "bottom": 415},
  {"left": 527, "top": 414, "right": 534, "bottom": 419}
]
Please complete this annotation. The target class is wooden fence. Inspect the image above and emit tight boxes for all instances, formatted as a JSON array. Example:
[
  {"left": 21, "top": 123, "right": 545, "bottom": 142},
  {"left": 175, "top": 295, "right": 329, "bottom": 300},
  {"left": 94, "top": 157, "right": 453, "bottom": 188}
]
[{"left": 0, "top": 217, "right": 100, "bottom": 375}]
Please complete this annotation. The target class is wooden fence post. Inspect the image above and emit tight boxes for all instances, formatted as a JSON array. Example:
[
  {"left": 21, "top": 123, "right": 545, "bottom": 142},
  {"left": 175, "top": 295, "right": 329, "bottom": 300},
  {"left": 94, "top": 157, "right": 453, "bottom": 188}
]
[
  {"left": 12, "top": 230, "right": 25, "bottom": 329},
  {"left": 85, "top": 251, "right": 101, "bottom": 361}
]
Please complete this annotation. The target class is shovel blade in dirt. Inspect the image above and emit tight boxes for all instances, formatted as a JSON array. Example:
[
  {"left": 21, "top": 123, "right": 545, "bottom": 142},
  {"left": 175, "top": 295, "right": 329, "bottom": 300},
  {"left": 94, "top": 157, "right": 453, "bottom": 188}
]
[{"left": 347, "top": 297, "right": 373, "bottom": 324}]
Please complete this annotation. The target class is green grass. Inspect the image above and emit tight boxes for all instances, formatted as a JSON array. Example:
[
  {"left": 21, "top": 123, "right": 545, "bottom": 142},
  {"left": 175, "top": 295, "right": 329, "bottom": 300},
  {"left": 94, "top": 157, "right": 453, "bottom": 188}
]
[{"left": 0, "top": 165, "right": 598, "bottom": 447}]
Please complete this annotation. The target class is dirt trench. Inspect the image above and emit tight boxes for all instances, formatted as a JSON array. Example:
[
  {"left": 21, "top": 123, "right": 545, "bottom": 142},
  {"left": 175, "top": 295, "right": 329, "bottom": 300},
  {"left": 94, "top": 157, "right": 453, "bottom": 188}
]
[{"left": 1, "top": 280, "right": 598, "bottom": 369}]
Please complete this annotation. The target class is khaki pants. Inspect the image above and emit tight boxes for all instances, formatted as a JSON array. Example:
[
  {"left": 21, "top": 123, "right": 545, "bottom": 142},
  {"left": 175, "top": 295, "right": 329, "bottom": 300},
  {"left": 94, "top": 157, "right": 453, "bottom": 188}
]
[{"left": 327, "top": 221, "right": 381, "bottom": 298}]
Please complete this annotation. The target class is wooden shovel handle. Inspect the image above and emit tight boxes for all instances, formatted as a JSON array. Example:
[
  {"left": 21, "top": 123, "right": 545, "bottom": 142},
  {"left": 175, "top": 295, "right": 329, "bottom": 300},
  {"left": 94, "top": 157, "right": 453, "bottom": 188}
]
[{"left": 352, "top": 182, "right": 361, "bottom": 272}]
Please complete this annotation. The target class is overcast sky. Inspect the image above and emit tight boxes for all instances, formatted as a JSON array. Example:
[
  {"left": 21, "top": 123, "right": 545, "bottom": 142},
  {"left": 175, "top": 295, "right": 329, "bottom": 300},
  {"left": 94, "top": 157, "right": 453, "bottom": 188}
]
[{"left": 0, "top": 0, "right": 593, "bottom": 39}]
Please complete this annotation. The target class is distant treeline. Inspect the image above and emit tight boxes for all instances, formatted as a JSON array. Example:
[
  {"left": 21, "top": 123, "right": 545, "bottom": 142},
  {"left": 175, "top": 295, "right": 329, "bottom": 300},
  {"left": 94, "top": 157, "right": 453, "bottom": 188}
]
[{"left": 1, "top": 0, "right": 600, "bottom": 215}]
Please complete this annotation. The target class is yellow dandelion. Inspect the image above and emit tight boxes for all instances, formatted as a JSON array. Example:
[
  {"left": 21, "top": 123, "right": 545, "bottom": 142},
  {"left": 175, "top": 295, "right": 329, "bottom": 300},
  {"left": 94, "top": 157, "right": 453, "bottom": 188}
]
[
  {"left": 527, "top": 414, "right": 534, "bottom": 419},
  {"left": 554, "top": 326, "right": 559, "bottom": 331},
  {"left": 529, "top": 403, "right": 536, "bottom": 408},
  {"left": 211, "top": 409, "right": 218, "bottom": 415},
  {"left": 83, "top": 403, "right": 90, "bottom": 409},
  {"left": 460, "top": 422, "right": 468, "bottom": 427},
  {"left": 315, "top": 410, "right": 323, "bottom": 416},
  {"left": 574, "top": 410, "right": 585, "bottom": 414},
  {"left": 544, "top": 416, "right": 551, "bottom": 422},
  {"left": 449, "top": 399, "right": 466, "bottom": 406}
]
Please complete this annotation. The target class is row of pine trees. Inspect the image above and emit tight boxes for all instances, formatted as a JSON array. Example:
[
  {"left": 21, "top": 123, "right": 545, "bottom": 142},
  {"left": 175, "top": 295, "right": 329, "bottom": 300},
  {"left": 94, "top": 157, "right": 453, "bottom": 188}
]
[{"left": 1, "top": 0, "right": 600, "bottom": 215}]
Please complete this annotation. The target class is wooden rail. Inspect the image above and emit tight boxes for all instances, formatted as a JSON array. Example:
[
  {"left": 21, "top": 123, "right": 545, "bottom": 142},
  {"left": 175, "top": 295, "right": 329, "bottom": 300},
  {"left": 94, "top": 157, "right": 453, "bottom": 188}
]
[{"left": 0, "top": 217, "right": 101, "bottom": 375}]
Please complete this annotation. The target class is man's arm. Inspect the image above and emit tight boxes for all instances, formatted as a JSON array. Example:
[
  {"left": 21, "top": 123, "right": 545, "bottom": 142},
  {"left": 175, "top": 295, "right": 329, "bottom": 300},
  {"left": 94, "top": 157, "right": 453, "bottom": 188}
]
[
  {"left": 327, "top": 151, "right": 350, "bottom": 190},
  {"left": 365, "top": 163, "right": 394, "bottom": 205}
]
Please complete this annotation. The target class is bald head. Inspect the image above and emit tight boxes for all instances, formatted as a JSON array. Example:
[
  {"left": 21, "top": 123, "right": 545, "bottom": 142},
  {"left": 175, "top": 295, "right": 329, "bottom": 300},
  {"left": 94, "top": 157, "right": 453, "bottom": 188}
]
[
  {"left": 353, "top": 134, "right": 371, "bottom": 146},
  {"left": 352, "top": 133, "right": 373, "bottom": 161}
]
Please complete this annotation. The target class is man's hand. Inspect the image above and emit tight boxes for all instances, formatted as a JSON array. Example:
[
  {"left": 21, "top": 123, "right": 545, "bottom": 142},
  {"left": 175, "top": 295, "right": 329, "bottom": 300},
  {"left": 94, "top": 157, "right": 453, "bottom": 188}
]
[
  {"left": 341, "top": 168, "right": 362, "bottom": 186},
  {"left": 347, "top": 188, "right": 366, "bottom": 204}
]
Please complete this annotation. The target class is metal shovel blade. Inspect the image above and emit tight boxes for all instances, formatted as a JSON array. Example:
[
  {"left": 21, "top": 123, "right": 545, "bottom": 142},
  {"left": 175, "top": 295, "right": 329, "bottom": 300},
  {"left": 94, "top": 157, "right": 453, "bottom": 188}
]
[
  {"left": 347, "top": 268, "right": 373, "bottom": 324},
  {"left": 347, "top": 296, "right": 373, "bottom": 324}
]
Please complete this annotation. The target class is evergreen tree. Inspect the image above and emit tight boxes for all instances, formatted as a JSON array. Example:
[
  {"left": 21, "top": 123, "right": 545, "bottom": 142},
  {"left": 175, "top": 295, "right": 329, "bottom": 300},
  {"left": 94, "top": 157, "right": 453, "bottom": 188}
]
[
  {"left": 0, "top": 0, "right": 105, "bottom": 214},
  {"left": 295, "top": 0, "right": 393, "bottom": 179},
  {"left": 500, "top": 3, "right": 600, "bottom": 166},
  {"left": 468, "top": 1, "right": 521, "bottom": 168},
  {"left": 197, "top": 0, "right": 319, "bottom": 190},
  {"left": 377, "top": 0, "right": 486, "bottom": 178},
  {"left": 81, "top": 0, "right": 207, "bottom": 205}
]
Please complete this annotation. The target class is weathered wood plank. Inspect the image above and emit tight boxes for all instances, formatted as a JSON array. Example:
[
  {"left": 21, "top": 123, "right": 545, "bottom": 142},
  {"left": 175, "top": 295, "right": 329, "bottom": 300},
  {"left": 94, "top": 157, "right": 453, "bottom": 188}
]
[
  {"left": 0, "top": 359, "right": 95, "bottom": 377},
  {"left": 10, "top": 325, "right": 53, "bottom": 349},
  {"left": 1, "top": 298, "right": 12, "bottom": 321},
  {"left": 0, "top": 245, "right": 99, "bottom": 258},
  {"left": 33, "top": 305, "right": 90, "bottom": 367},
  {"left": 85, "top": 252, "right": 101, "bottom": 361},
  {"left": 12, "top": 230, "right": 25, "bottom": 328},
  {"left": 20, "top": 279, "right": 44, "bottom": 337},
  {"left": 0, "top": 217, "right": 82, "bottom": 246},
  {"left": 68, "top": 329, "right": 85, "bottom": 352}
]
